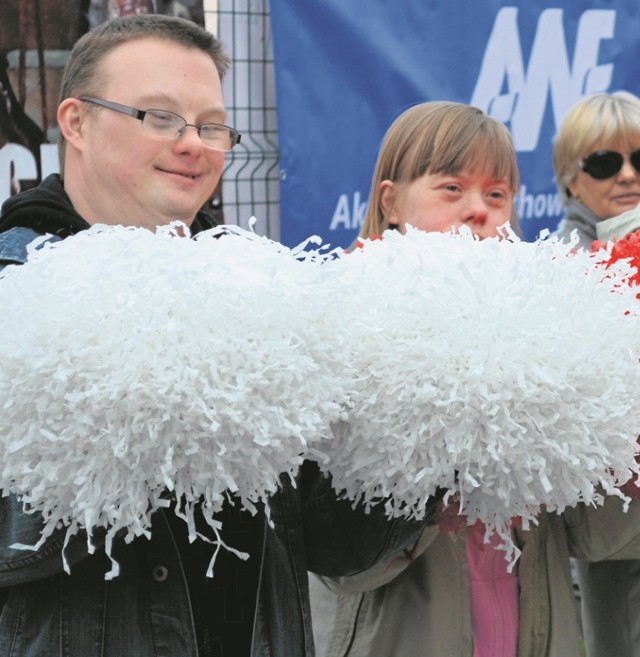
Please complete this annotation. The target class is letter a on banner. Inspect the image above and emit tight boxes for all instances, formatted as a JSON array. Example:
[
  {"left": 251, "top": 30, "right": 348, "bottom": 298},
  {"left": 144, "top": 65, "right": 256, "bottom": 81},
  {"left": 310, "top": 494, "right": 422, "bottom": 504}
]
[{"left": 471, "top": 8, "right": 615, "bottom": 151}]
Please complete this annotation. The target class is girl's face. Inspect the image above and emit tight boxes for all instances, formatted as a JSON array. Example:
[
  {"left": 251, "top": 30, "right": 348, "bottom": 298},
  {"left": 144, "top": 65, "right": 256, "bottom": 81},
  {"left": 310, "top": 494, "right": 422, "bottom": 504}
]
[
  {"left": 567, "top": 136, "right": 640, "bottom": 220},
  {"left": 380, "top": 167, "right": 513, "bottom": 239}
]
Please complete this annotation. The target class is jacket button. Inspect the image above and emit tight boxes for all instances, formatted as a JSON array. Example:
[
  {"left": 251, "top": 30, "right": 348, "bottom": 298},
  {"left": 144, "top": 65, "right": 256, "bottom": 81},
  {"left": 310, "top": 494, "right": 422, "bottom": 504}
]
[{"left": 152, "top": 565, "right": 169, "bottom": 582}]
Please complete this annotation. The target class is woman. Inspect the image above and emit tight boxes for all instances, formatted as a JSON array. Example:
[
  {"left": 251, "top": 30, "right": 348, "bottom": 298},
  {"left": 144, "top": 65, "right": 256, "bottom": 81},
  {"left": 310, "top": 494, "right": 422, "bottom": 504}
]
[
  {"left": 552, "top": 91, "right": 640, "bottom": 249},
  {"left": 357, "top": 100, "right": 519, "bottom": 242},
  {"left": 309, "top": 101, "right": 640, "bottom": 657},
  {"left": 553, "top": 92, "right": 640, "bottom": 657}
]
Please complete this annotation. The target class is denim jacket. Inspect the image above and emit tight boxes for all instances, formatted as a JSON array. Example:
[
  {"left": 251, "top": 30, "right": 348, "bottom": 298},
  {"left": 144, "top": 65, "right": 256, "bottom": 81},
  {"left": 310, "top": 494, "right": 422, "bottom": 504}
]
[
  {"left": 0, "top": 226, "right": 435, "bottom": 656},
  {"left": 0, "top": 226, "right": 59, "bottom": 265}
]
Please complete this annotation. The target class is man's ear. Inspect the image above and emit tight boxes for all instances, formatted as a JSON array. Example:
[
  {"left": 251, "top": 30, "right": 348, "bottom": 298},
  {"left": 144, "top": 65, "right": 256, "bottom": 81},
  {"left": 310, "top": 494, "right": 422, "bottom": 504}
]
[
  {"left": 379, "top": 179, "right": 399, "bottom": 227},
  {"left": 57, "top": 98, "right": 86, "bottom": 150}
]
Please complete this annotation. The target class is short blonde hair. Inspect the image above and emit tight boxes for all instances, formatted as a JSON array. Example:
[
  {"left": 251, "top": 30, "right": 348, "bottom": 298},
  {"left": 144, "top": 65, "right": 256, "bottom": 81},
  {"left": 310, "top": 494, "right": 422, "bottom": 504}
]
[
  {"left": 553, "top": 92, "right": 640, "bottom": 203},
  {"left": 359, "top": 101, "right": 519, "bottom": 240}
]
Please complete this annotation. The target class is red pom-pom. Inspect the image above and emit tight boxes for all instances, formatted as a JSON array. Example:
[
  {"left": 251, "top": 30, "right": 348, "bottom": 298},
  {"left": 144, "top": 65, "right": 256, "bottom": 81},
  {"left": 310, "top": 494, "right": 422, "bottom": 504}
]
[{"left": 592, "top": 231, "right": 640, "bottom": 296}]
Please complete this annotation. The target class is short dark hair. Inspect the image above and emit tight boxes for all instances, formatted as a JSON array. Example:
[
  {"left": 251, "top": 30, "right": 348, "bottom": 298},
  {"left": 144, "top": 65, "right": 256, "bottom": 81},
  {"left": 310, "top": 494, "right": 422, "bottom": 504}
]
[{"left": 57, "top": 14, "right": 230, "bottom": 169}]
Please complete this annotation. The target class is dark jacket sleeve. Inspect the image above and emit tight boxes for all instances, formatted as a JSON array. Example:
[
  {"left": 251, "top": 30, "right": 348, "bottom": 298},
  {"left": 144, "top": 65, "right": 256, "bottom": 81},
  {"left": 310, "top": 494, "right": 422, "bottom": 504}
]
[{"left": 271, "top": 460, "right": 442, "bottom": 578}]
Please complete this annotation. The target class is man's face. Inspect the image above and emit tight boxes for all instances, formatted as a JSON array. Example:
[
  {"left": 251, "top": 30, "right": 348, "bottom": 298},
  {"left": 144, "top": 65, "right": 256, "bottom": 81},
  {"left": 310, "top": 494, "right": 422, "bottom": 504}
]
[{"left": 64, "top": 37, "right": 227, "bottom": 229}]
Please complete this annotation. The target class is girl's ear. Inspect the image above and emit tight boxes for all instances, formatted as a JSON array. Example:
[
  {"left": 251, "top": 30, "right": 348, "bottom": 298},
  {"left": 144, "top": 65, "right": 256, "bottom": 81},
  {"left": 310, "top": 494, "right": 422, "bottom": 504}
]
[
  {"left": 57, "top": 98, "right": 86, "bottom": 150},
  {"left": 379, "top": 180, "right": 399, "bottom": 227}
]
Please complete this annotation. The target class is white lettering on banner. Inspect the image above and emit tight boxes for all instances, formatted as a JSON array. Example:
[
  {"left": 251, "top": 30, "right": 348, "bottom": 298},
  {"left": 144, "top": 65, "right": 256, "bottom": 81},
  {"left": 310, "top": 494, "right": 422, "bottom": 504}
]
[
  {"left": 40, "top": 144, "right": 60, "bottom": 180},
  {"left": 471, "top": 7, "right": 615, "bottom": 152},
  {"left": 516, "top": 185, "right": 564, "bottom": 220},
  {"left": 0, "top": 144, "right": 37, "bottom": 202},
  {"left": 329, "top": 191, "right": 367, "bottom": 231},
  {"left": 0, "top": 143, "right": 59, "bottom": 203},
  {"left": 328, "top": 187, "right": 564, "bottom": 230}
]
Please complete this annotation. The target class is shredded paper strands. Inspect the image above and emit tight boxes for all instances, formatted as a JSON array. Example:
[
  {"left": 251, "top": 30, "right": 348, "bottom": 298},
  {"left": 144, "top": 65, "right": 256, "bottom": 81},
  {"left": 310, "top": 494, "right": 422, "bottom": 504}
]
[
  {"left": 0, "top": 223, "right": 346, "bottom": 576},
  {"left": 1, "top": 223, "right": 639, "bottom": 573},
  {"left": 325, "top": 228, "right": 640, "bottom": 564}
]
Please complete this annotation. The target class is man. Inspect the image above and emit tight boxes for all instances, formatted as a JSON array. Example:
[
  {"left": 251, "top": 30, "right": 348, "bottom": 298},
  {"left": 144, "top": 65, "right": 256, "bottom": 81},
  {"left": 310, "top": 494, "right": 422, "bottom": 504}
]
[{"left": 0, "top": 14, "right": 435, "bottom": 657}]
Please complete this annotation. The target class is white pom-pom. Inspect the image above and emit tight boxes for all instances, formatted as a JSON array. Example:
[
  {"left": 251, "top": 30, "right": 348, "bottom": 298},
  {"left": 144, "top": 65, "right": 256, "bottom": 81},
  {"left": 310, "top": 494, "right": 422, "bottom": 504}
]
[
  {"left": 322, "top": 227, "right": 640, "bottom": 563},
  {"left": 0, "top": 223, "right": 345, "bottom": 574}
]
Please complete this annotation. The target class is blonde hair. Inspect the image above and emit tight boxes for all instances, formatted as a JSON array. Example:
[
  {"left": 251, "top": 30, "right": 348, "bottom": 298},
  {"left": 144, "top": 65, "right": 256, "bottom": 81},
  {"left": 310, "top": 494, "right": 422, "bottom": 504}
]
[
  {"left": 359, "top": 101, "right": 519, "bottom": 240},
  {"left": 553, "top": 91, "right": 640, "bottom": 203}
]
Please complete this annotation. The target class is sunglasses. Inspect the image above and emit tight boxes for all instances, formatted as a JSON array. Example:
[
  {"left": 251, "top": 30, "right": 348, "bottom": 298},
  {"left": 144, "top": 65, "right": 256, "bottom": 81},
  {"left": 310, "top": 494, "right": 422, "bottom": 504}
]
[{"left": 580, "top": 149, "right": 640, "bottom": 180}]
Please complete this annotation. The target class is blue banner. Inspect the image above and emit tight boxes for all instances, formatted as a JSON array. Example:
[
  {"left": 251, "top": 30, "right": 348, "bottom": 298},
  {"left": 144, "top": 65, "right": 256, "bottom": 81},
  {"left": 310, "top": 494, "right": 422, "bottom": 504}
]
[{"left": 270, "top": 1, "right": 640, "bottom": 248}]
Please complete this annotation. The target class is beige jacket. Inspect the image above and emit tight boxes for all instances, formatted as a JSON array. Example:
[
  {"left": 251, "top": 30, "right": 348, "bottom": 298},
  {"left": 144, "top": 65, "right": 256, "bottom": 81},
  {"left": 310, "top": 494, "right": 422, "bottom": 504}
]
[{"left": 312, "top": 497, "right": 640, "bottom": 657}]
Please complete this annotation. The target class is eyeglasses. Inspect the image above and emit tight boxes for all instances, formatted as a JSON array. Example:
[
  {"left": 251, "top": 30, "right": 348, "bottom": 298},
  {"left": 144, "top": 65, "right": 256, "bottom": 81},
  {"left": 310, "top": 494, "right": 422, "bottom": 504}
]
[
  {"left": 79, "top": 96, "right": 241, "bottom": 151},
  {"left": 579, "top": 149, "right": 640, "bottom": 180}
]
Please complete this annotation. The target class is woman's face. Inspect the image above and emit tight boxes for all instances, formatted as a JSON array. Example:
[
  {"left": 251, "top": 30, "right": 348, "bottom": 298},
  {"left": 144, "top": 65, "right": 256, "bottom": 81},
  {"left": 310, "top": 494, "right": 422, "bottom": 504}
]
[
  {"left": 567, "top": 136, "right": 640, "bottom": 220},
  {"left": 380, "top": 168, "right": 513, "bottom": 239}
]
